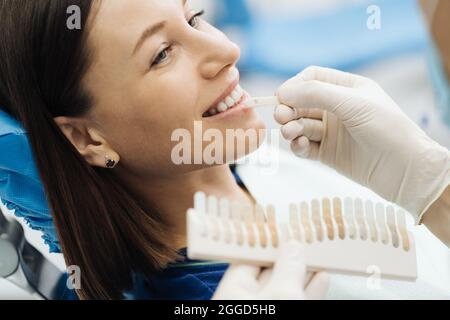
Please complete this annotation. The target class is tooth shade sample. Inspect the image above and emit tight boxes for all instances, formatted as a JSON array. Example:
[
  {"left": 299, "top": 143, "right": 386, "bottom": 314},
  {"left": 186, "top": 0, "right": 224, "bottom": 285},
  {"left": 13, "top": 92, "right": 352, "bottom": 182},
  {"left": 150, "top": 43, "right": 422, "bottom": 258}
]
[
  {"left": 289, "top": 204, "right": 301, "bottom": 242},
  {"left": 397, "top": 210, "right": 410, "bottom": 251},
  {"left": 207, "top": 196, "right": 220, "bottom": 241},
  {"left": 243, "top": 203, "right": 256, "bottom": 247},
  {"left": 194, "top": 191, "right": 207, "bottom": 236},
  {"left": 255, "top": 204, "right": 268, "bottom": 248},
  {"left": 311, "top": 199, "right": 324, "bottom": 242},
  {"left": 355, "top": 198, "right": 368, "bottom": 241},
  {"left": 365, "top": 200, "right": 378, "bottom": 242},
  {"left": 301, "top": 201, "right": 313, "bottom": 243},
  {"left": 231, "top": 201, "right": 244, "bottom": 246},
  {"left": 376, "top": 203, "right": 389, "bottom": 245},
  {"left": 333, "top": 198, "right": 345, "bottom": 240},
  {"left": 386, "top": 206, "right": 399, "bottom": 248},
  {"left": 219, "top": 198, "right": 232, "bottom": 244},
  {"left": 322, "top": 198, "right": 334, "bottom": 240},
  {"left": 344, "top": 198, "right": 356, "bottom": 239},
  {"left": 267, "top": 205, "right": 278, "bottom": 248}
]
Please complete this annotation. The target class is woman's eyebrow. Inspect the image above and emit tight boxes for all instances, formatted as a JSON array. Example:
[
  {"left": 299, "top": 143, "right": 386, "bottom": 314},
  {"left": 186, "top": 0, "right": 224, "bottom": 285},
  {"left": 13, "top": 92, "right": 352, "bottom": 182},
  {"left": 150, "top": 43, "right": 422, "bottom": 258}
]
[
  {"left": 132, "top": 21, "right": 166, "bottom": 56},
  {"left": 132, "top": 0, "right": 187, "bottom": 56}
]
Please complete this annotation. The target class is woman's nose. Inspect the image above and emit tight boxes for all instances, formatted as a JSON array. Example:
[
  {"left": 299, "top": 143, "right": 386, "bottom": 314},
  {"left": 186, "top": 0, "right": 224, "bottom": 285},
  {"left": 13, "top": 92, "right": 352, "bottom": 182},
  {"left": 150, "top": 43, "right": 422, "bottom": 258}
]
[{"left": 195, "top": 31, "right": 241, "bottom": 79}]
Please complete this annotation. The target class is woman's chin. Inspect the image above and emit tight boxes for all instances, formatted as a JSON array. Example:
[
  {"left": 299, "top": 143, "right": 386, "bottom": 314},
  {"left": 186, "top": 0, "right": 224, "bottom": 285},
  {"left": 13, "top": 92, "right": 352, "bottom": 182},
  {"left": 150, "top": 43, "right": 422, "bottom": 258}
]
[
  {"left": 238, "top": 111, "right": 267, "bottom": 134},
  {"left": 194, "top": 110, "right": 268, "bottom": 165}
]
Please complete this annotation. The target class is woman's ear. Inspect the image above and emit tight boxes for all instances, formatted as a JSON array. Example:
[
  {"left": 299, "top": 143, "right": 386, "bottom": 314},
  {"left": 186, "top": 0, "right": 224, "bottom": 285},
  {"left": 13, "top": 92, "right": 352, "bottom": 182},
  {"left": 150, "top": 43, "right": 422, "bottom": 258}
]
[{"left": 54, "top": 116, "right": 120, "bottom": 168}]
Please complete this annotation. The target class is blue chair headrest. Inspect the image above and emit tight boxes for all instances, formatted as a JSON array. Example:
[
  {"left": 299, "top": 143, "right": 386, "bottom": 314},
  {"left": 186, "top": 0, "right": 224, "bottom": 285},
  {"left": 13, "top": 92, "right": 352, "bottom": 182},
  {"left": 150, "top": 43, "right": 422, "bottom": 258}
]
[{"left": 0, "top": 109, "right": 61, "bottom": 253}]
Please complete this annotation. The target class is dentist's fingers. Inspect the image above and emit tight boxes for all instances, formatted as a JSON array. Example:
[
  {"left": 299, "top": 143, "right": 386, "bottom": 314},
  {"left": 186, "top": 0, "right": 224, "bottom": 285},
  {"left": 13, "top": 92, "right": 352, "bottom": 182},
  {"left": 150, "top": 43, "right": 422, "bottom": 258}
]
[
  {"left": 281, "top": 119, "right": 324, "bottom": 142},
  {"left": 290, "top": 137, "right": 320, "bottom": 160},
  {"left": 220, "top": 264, "right": 259, "bottom": 286},
  {"left": 257, "top": 267, "right": 273, "bottom": 287},
  {"left": 277, "top": 79, "right": 354, "bottom": 116},
  {"left": 267, "top": 241, "right": 307, "bottom": 299},
  {"left": 304, "top": 272, "right": 330, "bottom": 300},
  {"left": 274, "top": 104, "right": 324, "bottom": 125},
  {"left": 296, "top": 66, "right": 368, "bottom": 88},
  {"left": 276, "top": 66, "right": 375, "bottom": 119},
  {"left": 213, "top": 264, "right": 261, "bottom": 300}
]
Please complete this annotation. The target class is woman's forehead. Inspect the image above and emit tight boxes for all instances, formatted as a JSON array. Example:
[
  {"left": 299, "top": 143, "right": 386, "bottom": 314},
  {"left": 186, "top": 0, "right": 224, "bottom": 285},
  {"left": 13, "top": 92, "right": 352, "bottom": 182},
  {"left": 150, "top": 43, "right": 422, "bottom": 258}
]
[
  {"left": 92, "top": 0, "right": 183, "bottom": 26},
  {"left": 88, "top": 0, "right": 184, "bottom": 52}
]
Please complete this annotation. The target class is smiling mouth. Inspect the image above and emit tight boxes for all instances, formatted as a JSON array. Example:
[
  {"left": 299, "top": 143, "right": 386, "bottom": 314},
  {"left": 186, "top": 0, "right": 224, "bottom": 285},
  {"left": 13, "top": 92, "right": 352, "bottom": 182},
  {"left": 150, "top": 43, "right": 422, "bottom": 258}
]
[{"left": 202, "top": 84, "right": 246, "bottom": 118}]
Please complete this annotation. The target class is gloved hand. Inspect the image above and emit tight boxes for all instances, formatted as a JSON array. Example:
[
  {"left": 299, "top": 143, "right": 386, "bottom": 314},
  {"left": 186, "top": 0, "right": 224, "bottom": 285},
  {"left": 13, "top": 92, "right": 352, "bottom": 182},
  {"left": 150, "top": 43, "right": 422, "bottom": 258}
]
[
  {"left": 275, "top": 66, "right": 450, "bottom": 224},
  {"left": 212, "top": 240, "right": 329, "bottom": 300}
]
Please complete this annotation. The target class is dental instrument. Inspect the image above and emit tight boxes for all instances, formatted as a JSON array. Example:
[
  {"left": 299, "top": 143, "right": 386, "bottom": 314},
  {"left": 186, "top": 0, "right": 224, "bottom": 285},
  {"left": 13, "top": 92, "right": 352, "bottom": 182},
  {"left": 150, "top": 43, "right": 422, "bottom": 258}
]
[
  {"left": 244, "top": 96, "right": 280, "bottom": 108},
  {"left": 187, "top": 192, "right": 418, "bottom": 281}
]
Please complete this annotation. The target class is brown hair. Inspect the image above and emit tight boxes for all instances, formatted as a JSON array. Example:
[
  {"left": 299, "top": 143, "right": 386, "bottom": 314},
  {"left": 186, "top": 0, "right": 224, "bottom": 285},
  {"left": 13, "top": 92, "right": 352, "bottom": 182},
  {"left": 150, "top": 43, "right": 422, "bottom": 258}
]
[{"left": 0, "top": 0, "right": 179, "bottom": 299}]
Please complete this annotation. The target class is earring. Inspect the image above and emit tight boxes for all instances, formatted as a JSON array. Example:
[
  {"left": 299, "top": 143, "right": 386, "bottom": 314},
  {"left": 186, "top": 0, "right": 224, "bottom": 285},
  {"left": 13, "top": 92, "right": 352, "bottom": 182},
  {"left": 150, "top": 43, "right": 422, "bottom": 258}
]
[{"left": 105, "top": 155, "right": 117, "bottom": 169}]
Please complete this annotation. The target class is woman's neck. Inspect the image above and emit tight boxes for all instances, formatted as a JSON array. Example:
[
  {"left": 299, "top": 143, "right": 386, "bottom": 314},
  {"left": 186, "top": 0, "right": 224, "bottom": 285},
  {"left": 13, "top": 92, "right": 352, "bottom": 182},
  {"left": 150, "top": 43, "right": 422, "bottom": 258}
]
[{"left": 124, "top": 165, "right": 253, "bottom": 250}]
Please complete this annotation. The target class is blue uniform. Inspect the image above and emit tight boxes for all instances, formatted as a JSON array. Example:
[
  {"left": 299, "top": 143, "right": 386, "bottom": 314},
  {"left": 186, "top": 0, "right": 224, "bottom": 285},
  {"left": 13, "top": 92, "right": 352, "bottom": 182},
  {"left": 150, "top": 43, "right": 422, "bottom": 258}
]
[{"left": 129, "top": 249, "right": 229, "bottom": 300}]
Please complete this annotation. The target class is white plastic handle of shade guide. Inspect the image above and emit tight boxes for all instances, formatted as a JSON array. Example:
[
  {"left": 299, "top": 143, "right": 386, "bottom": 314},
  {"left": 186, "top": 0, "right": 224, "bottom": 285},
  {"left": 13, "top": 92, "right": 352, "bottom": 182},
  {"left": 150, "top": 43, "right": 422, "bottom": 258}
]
[{"left": 244, "top": 96, "right": 280, "bottom": 108}]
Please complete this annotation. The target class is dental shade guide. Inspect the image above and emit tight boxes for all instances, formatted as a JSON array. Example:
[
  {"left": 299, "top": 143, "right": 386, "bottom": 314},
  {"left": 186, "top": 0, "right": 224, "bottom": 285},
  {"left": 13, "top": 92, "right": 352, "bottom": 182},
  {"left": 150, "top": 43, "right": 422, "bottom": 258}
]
[
  {"left": 187, "top": 193, "right": 418, "bottom": 281},
  {"left": 244, "top": 96, "right": 280, "bottom": 108}
]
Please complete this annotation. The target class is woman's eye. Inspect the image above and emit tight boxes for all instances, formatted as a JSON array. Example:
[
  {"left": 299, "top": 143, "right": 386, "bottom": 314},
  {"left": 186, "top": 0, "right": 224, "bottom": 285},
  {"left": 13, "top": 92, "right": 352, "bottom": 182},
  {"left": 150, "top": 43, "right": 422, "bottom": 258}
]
[
  {"left": 151, "top": 46, "right": 171, "bottom": 67},
  {"left": 188, "top": 10, "right": 205, "bottom": 28},
  {"left": 149, "top": 10, "right": 205, "bottom": 69}
]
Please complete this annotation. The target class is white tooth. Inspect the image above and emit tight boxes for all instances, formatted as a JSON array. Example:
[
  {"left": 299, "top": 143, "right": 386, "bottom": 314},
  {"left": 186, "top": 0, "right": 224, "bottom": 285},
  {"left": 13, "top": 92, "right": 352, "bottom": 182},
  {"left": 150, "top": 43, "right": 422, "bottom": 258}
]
[
  {"left": 231, "top": 90, "right": 240, "bottom": 101},
  {"left": 209, "top": 108, "right": 217, "bottom": 115},
  {"left": 225, "top": 97, "right": 235, "bottom": 107},
  {"left": 217, "top": 102, "right": 228, "bottom": 113}
]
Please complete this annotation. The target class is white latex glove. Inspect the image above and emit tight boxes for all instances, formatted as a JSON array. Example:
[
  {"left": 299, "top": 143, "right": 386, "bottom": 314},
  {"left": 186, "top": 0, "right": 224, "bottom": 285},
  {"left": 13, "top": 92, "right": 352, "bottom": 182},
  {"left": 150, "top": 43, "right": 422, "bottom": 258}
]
[
  {"left": 212, "top": 241, "right": 329, "bottom": 300},
  {"left": 275, "top": 66, "right": 450, "bottom": 224}
]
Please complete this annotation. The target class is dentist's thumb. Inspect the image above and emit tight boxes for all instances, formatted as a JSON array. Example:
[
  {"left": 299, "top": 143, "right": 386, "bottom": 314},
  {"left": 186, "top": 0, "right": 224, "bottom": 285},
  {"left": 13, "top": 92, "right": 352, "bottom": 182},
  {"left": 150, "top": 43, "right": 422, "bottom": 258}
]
[
  {"left": 267, "top": 241, "right": 307, "bottom": 292},
  {"left": 277, "top": 79, "right": 348, "bottom": 112},
  {"left": 266, "top": 240, "right": 329, "bottom": 300},
  {"left": 275, "top": 66, "right": 365, "bottom": 121}
]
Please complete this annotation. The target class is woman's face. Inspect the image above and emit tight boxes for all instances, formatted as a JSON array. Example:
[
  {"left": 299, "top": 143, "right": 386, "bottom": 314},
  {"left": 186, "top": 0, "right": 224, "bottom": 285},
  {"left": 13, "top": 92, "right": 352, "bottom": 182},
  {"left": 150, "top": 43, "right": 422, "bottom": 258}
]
[{"left": 83, "top": 0, "right": 266, "bottom": 178}]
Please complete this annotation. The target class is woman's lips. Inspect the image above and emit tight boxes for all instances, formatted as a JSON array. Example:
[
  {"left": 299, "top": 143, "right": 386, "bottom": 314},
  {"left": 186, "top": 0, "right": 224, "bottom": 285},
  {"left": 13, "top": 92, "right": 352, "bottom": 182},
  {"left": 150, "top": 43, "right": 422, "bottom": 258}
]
[
  {"left": 205, "top": 79, "right": 240, "bottom": 113},
  {"left": 202, "top": 84, "right": 249, "bottom": 118},
  {"left": 202, "top": 92, "right": 253, "bottom": 120}
]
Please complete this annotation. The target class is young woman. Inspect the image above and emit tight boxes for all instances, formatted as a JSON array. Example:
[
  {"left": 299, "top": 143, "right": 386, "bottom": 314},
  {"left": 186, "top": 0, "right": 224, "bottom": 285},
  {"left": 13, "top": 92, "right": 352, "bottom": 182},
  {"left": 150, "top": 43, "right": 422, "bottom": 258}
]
[
  {"left": 0, "top": 0, "right": 314, "bottom": 299},
  {"left": 2, "top": 0, "right": 447, "bottom": 301}
]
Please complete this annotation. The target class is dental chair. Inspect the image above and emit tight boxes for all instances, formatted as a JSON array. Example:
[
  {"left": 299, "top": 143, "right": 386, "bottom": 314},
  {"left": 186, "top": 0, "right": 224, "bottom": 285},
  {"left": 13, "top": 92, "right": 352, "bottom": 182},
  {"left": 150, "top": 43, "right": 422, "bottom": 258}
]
[
  {"left": 0, "top": 206, "right": 72, "bottom": 299},
  {"left": 0, "top": 109, "right": 75, "bottom": 300}
]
